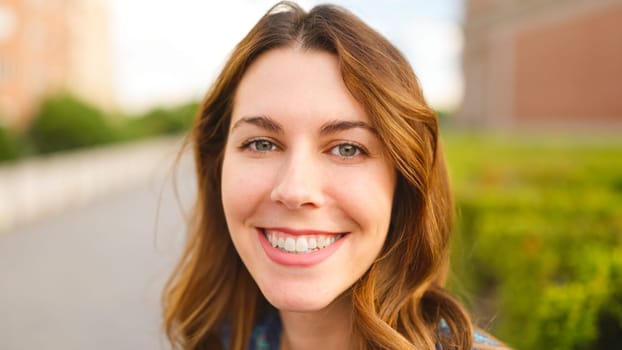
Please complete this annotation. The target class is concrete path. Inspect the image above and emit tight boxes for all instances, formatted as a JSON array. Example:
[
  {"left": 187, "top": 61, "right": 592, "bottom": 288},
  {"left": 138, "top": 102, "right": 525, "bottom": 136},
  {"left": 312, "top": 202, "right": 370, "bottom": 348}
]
[
  {"left": 0, "top": 137, "right": 189, "bottom": 233},
  {"left": 0, "top": 151, "right": 195, "bottom": 349}
]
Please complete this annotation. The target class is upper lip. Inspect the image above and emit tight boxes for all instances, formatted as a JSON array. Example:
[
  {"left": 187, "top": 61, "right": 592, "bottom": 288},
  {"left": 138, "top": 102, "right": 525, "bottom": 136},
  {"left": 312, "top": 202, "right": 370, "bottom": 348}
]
[{"left": 260, "top": 227, "right": 344, "bottom": 236}]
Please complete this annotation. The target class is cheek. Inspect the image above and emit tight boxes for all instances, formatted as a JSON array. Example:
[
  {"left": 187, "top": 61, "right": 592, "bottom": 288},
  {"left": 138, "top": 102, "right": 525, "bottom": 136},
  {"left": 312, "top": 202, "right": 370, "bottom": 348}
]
[
  {"left": 329, "top": 165, "right": 395, "bottom": 229},
  {"left": 221, "top": 153, "right": 275, "bottom": 224},
  {"left": 221, "top": 155, "right": 251, "bottom": 223}
]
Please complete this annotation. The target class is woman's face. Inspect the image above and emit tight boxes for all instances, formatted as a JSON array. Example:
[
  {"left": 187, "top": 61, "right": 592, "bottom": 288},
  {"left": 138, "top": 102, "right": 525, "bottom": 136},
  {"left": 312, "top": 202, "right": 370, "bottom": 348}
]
[{"left": 221, "top": 47, "right": 396, "bottom": 312}]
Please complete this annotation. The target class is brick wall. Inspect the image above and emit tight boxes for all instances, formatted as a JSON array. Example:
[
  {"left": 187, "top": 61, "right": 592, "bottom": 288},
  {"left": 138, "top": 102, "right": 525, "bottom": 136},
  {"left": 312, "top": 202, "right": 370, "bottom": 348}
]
[{"left": 461, "top": 0, "right": 622, "bottom": 128}]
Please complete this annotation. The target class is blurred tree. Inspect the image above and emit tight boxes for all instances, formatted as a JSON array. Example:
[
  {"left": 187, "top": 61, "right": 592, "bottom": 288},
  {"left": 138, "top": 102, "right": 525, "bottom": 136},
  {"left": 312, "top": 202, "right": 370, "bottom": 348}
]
[
  {"left": 27, "top": 93, "right": 117, "bottom": 154},
  {"left": 123, "top": 101, "right": 198, "bottom": 139},
  {"left": 0, "top": 122, "right": 22, "bottom": 162}
]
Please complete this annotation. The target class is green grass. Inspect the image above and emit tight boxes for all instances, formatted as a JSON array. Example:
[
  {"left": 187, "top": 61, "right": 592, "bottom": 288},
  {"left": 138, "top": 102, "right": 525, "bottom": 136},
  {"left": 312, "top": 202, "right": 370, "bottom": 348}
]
[{"left": 444, "top": 131, "right": 622, "bottom": 350}]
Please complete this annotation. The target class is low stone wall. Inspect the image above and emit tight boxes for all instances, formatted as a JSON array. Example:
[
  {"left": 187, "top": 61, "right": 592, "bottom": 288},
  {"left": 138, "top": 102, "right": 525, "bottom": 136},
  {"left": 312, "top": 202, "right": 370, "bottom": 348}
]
[{"left": 0, "top": 136, "right": 187, "bottom": 233}]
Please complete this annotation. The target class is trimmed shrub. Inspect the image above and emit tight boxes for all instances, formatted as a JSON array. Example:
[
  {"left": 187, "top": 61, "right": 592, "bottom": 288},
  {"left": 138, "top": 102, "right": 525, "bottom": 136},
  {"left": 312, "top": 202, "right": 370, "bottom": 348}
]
[
  {"left": 27, "top": 94, "right": 117, "bottom": 154},
  {"left": 126, "top": 101, "right": 198, "bottom": 139},
  {"left": 445, "top": 132, "right": 622, "bottom": 350},
  {"left": 0, "top": 123, "right": 21, "bottom": 162},
  {"left": 2, "top": 96, "right": 198, "bottom": 161}
]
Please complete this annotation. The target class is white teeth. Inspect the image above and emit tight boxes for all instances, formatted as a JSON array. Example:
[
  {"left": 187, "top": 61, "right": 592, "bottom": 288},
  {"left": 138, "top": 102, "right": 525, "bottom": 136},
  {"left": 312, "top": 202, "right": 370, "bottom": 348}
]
[
  {"left": 264, "top": 230, "right": 343, "bottom": 254},
  {"left": 295, "top": 238, "right": 308, "bottom": 252},
  {"left": 285, "top": 237, "right": 295, "bottom": 251},
  {"left": 317, "top": 237, "right": 326, "bottom": 248}
]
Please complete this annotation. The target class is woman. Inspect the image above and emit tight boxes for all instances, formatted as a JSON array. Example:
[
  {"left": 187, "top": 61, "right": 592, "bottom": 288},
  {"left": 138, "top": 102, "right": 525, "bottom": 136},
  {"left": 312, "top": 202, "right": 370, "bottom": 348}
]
[{"left": 163, "top": 2, "right": 507, "bottom": 349}]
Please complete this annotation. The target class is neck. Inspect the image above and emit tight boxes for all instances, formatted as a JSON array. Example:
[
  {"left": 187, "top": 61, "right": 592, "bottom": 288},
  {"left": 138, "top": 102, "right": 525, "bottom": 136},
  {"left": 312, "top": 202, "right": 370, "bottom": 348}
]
[{"left": 279, "top": 294, "right": 355, "bottom": 350}]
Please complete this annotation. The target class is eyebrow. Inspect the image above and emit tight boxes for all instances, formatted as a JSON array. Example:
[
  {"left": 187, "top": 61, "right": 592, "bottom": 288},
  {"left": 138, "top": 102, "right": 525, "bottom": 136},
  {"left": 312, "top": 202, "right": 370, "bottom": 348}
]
[
  {"left": 319, "top": 119, "right": 377, "bottom": 136},
  {"left": 231, "top": 115, "right": 283, "bottom": 133},
  {"left": 230, "top": 115, "right": 376, "bottom": 135}
]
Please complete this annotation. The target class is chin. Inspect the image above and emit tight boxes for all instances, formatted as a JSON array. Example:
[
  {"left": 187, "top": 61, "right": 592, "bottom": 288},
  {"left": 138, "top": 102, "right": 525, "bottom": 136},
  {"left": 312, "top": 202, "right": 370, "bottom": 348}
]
[{"left": 261, "top": 287, "right": 337, "bottom": 313}]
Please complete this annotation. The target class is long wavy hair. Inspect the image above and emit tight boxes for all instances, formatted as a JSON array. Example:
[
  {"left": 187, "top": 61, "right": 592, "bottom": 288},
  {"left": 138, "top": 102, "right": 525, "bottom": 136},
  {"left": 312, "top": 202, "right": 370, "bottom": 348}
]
[{"left": 163, "top": 2, "right": 473, "bottom": 349}]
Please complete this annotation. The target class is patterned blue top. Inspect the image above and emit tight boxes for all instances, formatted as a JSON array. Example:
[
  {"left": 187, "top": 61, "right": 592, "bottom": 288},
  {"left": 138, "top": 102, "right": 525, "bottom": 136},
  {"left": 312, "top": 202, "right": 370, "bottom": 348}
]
[
  {"left": 240, "top": 312, "right": 503, "bottom": 350},
  {"left": 247, "top": 311, "right": 281, "bottom": 350}
]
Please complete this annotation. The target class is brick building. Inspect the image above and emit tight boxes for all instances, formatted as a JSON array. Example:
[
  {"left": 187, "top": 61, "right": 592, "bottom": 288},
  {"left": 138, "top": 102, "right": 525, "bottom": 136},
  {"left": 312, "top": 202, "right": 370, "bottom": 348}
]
[
  {"left": 460, "top": 0, "right": 622, "bottom": 128},
  {"left": 0, "top": 0, "right": 114, "bottom": 129}
]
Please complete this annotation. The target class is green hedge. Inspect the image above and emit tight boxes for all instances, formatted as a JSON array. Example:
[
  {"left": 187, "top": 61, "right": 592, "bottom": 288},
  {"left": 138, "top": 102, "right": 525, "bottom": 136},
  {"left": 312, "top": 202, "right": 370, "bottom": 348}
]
[
  {"left": 445, "top": 132, "right": 622, "bottom": 350},
  {"left": 0, "top": 123, "right": 22, "bottom": 162},
  {"left": 8, "top": 94, "right": 199, "bottom": 159},
  {"left": 27, "top": 94, "right": 118, "bottom": 154},
  {"left": 121, "top": 102, "right": 198, "bottom": 140}
]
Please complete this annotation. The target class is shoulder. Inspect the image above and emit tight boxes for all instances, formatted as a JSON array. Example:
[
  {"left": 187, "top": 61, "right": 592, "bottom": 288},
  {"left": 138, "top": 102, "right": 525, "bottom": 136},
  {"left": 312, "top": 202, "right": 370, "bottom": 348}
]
[{"left": 471, "top": 328, "right": 512, "bottom": 350}]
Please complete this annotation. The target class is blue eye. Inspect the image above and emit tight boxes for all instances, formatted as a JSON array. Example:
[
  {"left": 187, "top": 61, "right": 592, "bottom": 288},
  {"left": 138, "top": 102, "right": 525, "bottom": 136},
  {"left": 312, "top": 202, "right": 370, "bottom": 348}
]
[
  {"left": 245, "top": 139, "right": 277, "bottom": 152},
  {"left": 331, "top": 143, "right": 363, "bottom": 158}
]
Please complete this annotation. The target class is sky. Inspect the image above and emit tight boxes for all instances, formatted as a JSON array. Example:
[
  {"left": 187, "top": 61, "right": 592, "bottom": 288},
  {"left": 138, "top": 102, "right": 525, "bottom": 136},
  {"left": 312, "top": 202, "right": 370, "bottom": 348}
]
[{"left": 108, "top": 0, "right": 464, "bottom": 113}]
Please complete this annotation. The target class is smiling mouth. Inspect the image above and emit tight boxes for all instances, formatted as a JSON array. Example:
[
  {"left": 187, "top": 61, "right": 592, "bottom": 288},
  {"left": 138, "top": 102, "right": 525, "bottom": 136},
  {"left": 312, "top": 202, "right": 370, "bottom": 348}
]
[{"left": 261, "top": 228, "right": 345, "bottom": 254}]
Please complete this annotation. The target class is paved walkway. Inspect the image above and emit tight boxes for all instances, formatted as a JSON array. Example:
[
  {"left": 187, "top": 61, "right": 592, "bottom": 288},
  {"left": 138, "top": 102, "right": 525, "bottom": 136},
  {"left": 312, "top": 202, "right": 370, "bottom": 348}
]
[
  {"left": 0, "top": 143, "right": 195, "bottom": 350},
  {"left": 0, "top": 137, "right": 189, "bottom": 233}
]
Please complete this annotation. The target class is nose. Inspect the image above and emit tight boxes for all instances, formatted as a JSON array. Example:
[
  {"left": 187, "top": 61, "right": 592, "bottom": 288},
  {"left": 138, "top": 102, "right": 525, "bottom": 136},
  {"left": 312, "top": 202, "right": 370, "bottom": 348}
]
[{"left": 270, "top": 152, "right": 325, "bottom": 209}]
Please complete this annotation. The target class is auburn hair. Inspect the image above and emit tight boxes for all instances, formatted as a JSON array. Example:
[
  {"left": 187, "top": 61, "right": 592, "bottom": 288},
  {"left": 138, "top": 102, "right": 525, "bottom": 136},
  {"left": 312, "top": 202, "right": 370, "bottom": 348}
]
[{"left": 163, "top": 2, "right": 473, "bottom": 349}]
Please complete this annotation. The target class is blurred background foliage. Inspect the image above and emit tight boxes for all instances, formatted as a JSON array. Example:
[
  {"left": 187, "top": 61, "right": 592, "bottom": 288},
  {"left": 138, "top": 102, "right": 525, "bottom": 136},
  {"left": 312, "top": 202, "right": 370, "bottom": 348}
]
[
  {"left": 445, "top": 132, "right": 622, "bottom": 350},
  {"left": 0, "top": 120, "right": 23, "bottom": 162},
  {"left": 28, "top": 93, "right": 118, "bottom": 154},
  {"left": 0, "top": 93, "right": 198, "bottom": 160}
]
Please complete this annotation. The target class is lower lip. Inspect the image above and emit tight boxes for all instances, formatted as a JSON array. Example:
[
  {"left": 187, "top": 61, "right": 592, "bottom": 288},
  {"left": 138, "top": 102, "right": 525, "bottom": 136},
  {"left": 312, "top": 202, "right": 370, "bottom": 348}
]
[{"left": 257, "top": 229, "right": 347, "bottom": 267}]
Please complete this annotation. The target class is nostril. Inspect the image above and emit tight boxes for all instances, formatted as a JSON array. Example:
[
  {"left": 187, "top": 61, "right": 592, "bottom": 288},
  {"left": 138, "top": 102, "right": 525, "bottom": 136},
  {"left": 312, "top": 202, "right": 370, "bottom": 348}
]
[
  {"left": 270, "top": 157, "right": 325, "bottom": 209},
  {"left": 270, "top": 185, "right": 322, "bottom": 209}
]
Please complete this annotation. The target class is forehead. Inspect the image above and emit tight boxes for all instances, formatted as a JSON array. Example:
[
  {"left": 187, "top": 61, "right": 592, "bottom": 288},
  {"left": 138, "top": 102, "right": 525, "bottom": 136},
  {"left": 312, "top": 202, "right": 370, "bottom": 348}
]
[{"left": 232, "top": 47, "right": 369, "bottom": 125}]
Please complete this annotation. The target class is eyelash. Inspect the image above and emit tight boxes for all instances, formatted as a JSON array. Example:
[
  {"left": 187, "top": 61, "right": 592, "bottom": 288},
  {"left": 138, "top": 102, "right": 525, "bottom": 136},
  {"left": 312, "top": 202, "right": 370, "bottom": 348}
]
[
  {"left": 240, "top": 138, "right": 279, "bottom": 153},
  {"left": 239, "top": 138, "right": 369, "bottom": 159},
  {"left": 329, "top": 142, "right": 368, "bottom": 159}
]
